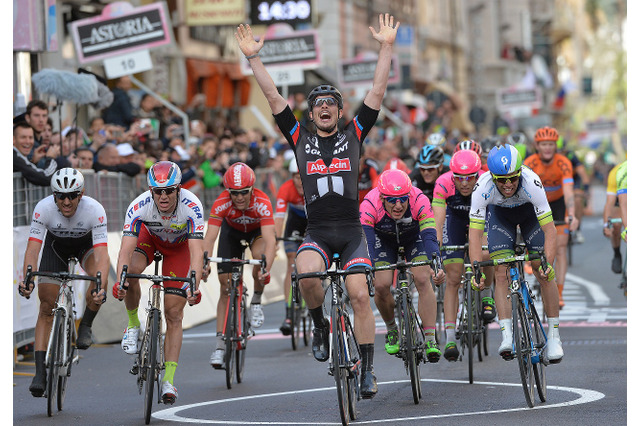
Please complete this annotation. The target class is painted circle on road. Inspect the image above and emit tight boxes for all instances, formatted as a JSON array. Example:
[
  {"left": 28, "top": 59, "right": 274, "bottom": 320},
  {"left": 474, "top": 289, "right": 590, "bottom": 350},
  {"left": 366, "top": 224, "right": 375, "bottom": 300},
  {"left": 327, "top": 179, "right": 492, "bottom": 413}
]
[{"left": 153, "top": 378, "right": 605, "bottom": 424}]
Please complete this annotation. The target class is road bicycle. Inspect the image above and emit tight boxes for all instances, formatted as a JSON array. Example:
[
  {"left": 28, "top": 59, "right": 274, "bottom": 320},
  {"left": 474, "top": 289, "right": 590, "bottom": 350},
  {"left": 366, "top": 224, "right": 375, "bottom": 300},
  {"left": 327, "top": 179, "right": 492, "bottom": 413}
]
[
  {"left": 433, "top": 275, "right": 445, "bottom": 347},
  {"left": 292, "top": 254, "right": 374, "bottom": 426},
  {"left": 474, "top": 245, "right": 549, "bottom": 408},
  {"left": 22, "top": 258, "right": 102, "bottom": 417},
  {"left": 204, "top": 244, "right": 266, "bottom": 389},
  {"left": 371, "top": 249, "right": 441, "bottom": 404},
  {"left": 278, "top": 235, "right": 311, "bottom": 350},
  {"left": 439, "top": 244, "right": 489, "bottom": 384},
  {"left": 607, "top": 217, "right": 626, "bottom": 297},
  {"left": 119, "top": 252, "right": 196, "bottom": 424}
]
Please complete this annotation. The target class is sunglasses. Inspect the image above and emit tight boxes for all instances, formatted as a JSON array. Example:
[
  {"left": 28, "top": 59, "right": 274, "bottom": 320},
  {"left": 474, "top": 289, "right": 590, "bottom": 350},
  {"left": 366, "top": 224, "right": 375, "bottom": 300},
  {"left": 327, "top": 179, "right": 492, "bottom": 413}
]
[
  {"left": 313, "top": 97, "right": 338, "bottom": 107},
  {"left": 151, "top": 187, "right": 178, "bottom": 196},
  {"left": 229, "top": 188, "right": 251, "bottom": 196},
  {"left": 492, "top": 171, "right": 521, "bottom": 184},
  {"left": 54, "top": 192, "right": 80, "bottom": 201},
  {"left": 419, "top": 165, "right": 440, "bottom": 171},
  {"left": 452, "top": 173, "right": 478, "bottom": 182},
  {"left": 384, "top": 195, "right": 409, "bottom": 204}
]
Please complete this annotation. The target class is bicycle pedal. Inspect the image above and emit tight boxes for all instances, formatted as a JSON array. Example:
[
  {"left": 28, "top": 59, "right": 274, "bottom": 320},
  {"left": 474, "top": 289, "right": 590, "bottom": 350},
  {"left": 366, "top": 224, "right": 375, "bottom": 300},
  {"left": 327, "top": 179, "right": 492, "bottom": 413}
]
[{"left": 130, "top": 364, "right": 139, "bottom": 375}]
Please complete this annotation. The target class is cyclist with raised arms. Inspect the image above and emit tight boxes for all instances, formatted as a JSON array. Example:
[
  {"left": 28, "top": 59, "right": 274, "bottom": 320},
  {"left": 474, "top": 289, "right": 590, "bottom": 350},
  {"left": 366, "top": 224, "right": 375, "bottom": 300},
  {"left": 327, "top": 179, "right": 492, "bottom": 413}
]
[
  {"left": 432, "top": 150, "right": 494, "bottom": 361},
  {"left": 235, "top": 12, "right": 399, "bottom": 398},
  {"left": 360, "top": 169, "right": 445, "bottom": 361},
  {"left": 524, "top": 126, "right": 578, "bottom": 309},
  {"left": 274, "top": 159, "right": 307, "bottom": 335},
  {"left": 19, "top": 168, "right": 109, "bottom": 397},
  {"left": 203, "top": 162, "right": 276, "bottom": 367},
  {"left": 409, "top": 145, "right": 447, "bottom": 202},
  {"left": 468, "top": 145, "right": 564, "bottom": 363},
  {"left": 113, "top": 161, "right": 204, "bottom": 405}
]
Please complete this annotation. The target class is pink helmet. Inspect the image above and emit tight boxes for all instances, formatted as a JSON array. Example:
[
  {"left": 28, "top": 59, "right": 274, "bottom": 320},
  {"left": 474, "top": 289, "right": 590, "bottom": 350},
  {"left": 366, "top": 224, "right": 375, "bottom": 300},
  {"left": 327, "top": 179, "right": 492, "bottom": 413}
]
[
  {"left": 378, "top": 169, "right": 412, "bottom": 196},
  {"left": 450, "top": 150, "right": 482, "bottom": 175}
]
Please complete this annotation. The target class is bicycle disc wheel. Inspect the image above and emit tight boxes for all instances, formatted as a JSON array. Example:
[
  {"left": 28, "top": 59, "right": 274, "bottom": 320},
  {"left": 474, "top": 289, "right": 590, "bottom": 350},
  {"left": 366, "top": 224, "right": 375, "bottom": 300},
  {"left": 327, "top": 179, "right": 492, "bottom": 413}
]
[
  {"left": 47, "top": 311, "right": 64, "bottom": 417},
  {"left": 466, "top": 283, "right": 474, "bottom": 384},
  {"left": 332, "top": 307, "right": 350, "bottom": 425},
  {"left": 291, "top": 303, "right": 301, "bottom": 350},
  {"left": 57, "top": 316, "right": 74, "bottom": 411},
  {"left": 225, "top": 293, "right": 237, "bottom": 390},
  {"left": 402, "top": 293, "right": 421, "bottom": 404},
  {"left": 236, "top": 294, "right": 248, "bottom": 384},
  {"left": 144, "top": 310, "right": 159, "bottom": 425},
  {"left": 531, "top": 304, "right": 547, "bottom": 402},
  {"left": 512, "top": 296, "right": 535, "bottom": 408}
]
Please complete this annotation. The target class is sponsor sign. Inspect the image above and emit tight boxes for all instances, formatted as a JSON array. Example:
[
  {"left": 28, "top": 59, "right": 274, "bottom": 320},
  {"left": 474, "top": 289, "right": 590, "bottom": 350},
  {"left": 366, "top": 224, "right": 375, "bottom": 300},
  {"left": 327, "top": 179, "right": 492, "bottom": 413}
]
[
  {"left": 185, "top": 0, "right": 245, "bottom": 26},
  {"left": 337, "top": 55, "right": 400, "bottom": 88},
  {"left": 496, "top": 87, "right": 542, "bottom": 112},
  {"left": 240, "top": 30, "right": 320, "bottom": 74},
  {"left": 69, "top": 2, "right": 173, "bottom": 64}
]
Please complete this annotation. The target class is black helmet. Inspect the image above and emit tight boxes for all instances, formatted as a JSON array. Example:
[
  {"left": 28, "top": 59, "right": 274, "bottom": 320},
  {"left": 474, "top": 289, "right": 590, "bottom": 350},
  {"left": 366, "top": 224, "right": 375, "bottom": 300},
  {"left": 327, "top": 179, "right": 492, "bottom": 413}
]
[
  {"left": 416, "top": 146, "right": 444, "bottom": 167},
  {"left": 307, "top": 85, "right": 343, "bottom": 109}
]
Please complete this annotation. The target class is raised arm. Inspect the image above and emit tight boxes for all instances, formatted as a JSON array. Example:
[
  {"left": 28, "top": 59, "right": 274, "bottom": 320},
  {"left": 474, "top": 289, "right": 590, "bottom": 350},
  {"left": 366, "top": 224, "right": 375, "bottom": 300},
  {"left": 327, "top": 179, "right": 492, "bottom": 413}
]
[
  {"left": 363, "top": 13, "right": 399, "bottom": 110},
  {"left": 235, "top": 24, "right": 288, "bottom": 115}
]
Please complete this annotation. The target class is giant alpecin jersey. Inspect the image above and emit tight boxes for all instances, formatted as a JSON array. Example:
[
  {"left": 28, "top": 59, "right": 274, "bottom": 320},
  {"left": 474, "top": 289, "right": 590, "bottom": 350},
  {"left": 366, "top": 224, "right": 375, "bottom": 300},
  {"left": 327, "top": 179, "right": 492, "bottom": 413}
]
[{"left": 274, "top": 103, "right": 378, "bottom": 226}]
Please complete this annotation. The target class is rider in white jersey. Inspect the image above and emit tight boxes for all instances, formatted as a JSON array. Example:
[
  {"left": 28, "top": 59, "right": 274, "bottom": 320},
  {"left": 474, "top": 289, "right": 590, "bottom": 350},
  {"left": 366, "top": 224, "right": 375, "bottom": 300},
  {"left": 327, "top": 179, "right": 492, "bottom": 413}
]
[
  {"left": 19, "top": 168, "right": 110, "bottom": 397},
  {"left": 468, "top": 145, "right": 563, "bottom": 363}
]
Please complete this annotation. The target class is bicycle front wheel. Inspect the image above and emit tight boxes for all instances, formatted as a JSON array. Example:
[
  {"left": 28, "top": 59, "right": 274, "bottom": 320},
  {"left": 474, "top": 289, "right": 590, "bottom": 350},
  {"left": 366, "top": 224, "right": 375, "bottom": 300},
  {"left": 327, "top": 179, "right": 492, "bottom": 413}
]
[
  {"left": 57, "top": 315, "right": 74, "bottom": 411},
  {"left": 47, "top": 310, "right": 64, "bottom": 417},
  {"left": 332, "top": 306, "right": 351, "bottom": 425},
  {"left": 291, "top": 303, "right": 301, "bottom": 350},
  {"left": 401, "top": 293, "right": 421, "bottom": 404},
  {"left": 465, "top": 282, "right": 474, "bottom": 384},
  {"left": 236, "top": 292, "right": 248, "bottom": 384},
  {"left": 144, "top": 309, "right": 160, "bottom": 425},
  {"left": 225, "top": 290, "right": 237, "bottom": 390},
  {"left": 513, "top": 295, "right": 535, "bottom": 408},
  {"left": 434, "top": 283, "right": 445, "bottom": 346},
  {"left": 344, "top": 315, "right": 359, "bottom": 421},
  {"left": 530, "top": 303, "right": 547, "bottom": 402}
]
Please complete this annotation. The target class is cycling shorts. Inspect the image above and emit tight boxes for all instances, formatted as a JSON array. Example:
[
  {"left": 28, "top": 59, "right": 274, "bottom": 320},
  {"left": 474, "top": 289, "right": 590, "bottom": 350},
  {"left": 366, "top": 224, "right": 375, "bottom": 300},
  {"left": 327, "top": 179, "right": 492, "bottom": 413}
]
[
  {"left": 298, "top": 220, "right": 372, "bottom": 270},
  {"left": 135, "top": 224, "right": 191, "bottom": 296},
  {"left": 38, "top": 233, "right": 94, "bottom": 275},
  {"left": 441, "top": 212, "right": 469, "bottom": 264},
  {"left": 216, "top": 221, "right": 262, "bottom": 274},
  {"left": 549, "top": 198, "right": 569, "bottom": 235},
  {"left": 370, "top": 233, "right": 427, "bottom": 267},
  {"left": 283, "top": 213, "right": 307, "bottom": 254},
  {"left": 487, "top": 203, "right": 545, "bottom": 259}
]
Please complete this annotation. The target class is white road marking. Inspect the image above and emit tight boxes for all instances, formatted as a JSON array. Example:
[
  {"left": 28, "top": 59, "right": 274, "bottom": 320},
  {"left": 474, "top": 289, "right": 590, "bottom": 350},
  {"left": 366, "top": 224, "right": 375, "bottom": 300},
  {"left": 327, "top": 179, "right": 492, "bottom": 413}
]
[
  {"left": 565, "top": 272, "right": 610, "bottom": 306},
  {"left": 153, "top": 379, "right": 605, "bottom": 424}
]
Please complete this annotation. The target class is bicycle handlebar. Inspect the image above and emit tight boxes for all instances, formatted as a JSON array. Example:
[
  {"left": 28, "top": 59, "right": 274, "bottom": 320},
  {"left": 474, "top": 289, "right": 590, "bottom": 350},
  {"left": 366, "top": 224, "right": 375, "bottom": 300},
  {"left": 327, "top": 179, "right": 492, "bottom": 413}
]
[
  {"left": 21, "top": 265, "right": 102, "bottom": 301},
  {"left": 293, "top": 266, "right": 375, "bottom": 297},
  {"left": 440, "top": 244, "right": 489, "bottom": 251},
  {"left": 472, "top": 253, "right": 543, "bottom": 284}
]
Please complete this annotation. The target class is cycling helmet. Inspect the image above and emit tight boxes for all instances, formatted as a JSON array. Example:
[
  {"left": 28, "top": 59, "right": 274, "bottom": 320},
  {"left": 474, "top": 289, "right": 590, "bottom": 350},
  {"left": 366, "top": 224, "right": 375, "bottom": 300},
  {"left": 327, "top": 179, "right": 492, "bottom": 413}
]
[
  {"left": 307, "top": 85, "right": 343, "bottom": 109},
  {"left": 487, "top": 145, "right": 523, "bottom": 176},
  {"left": 506, "top": 131, "right": 527, "bottom": 146},
  {"left": 454, "top": 139, "right": 482, "bottom": 156},
  {"left": 383, "top": 157, "right": 411, "bottom": 174},
  {"left": 449, "top": 150, "right": 482, "bottom": 175},
  {"left": 223, "top": 162, "right": 256, "bottom": 190},
  {"left": 534, "top": 126, "right": 559, "bottom": 143},
  {"left": 416, "top": 145, "right": 445, "bottom": 167},
  {"left": 288, "top": 158, "right": 299, "bottom": 174},
  {"left": 378, "top": 169, "right": 412, "bottom": 197},
  {"left": 147, "top": 161, "right": 182, "bottom": 188},
  {"left": 426, "top": 133, "right": 446, "bottom": 147},
  {"left": 51, "top": 168, "right": 84, "bottom": 193}
]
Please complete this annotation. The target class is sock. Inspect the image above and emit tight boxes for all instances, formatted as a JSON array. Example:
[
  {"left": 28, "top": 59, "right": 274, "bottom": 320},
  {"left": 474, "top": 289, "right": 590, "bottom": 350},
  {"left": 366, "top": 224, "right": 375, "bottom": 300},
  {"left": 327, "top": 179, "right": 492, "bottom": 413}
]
[
  {"left": 310, "top": 306, "right": 326, "bottom": 328},
  {"left": 216, "top": 332, "right": 225, "bottom": 350},
  {"left": 423, "top": 327, "right": 436, "bottom": 343},
  {"left": 360, "top": 343, "right": 375, "bottom": 371},
  {"left": 614, "top": 247, "right": 621, "bottom": 257},
  {"left": 251, "top": 291, "right": 263, "bottom": 305},
  {"left": 163, "top": 361, "right": 178, "bottom": 385},
  {"left": 385, "top": 318, "right": 397, "bottom": 332},
  {"left": 445, "top": 322, "right": 456, "bottom": 343},
  {"left": 547, "top": 317, "right": 560, "bottom": 340},
  {"left": 499, "top": 319, "right": 512, "bottom": 341},
  {"left": 34, "top": 351, "right": 46, "bottom": 378},
  {"left": 127, "top": 308, "right": 141, "bottom": 328},
  {"left": 80, "top": 307, "right": 98, "bottom": 328}
]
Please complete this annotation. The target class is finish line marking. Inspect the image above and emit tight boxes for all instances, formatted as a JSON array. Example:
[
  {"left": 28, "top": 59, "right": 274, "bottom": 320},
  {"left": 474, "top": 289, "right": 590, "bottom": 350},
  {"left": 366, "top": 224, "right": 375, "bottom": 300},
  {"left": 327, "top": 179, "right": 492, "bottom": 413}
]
[{"left": 153, "top": 379, "right": 605, "bottom": 424}]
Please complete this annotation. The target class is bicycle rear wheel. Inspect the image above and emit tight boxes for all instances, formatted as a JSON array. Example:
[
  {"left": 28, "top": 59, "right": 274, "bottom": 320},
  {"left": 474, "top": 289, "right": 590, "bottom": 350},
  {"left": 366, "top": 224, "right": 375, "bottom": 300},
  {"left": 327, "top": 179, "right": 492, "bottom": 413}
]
[
  {"left": 332, "top": 306, "right": 350, "bottom": 425},
  {"left": 47, "top": 310, "right": 64, "bottom": 417},
  {"left": 57, "top": 315, "right": 74, "bottom": 411},
  {"left": 530, "top": 304, "right": 547, "bottom": 402},
  {"left": 513, "top": 295, "right": 535, "bottom": 408},
  {"left": 144, "top": 310, "right": 159, "bottom": 425},
  {"left": 401, "top": 293, "right": 421, "bottom": 404},
  {"left": 236, "top": 292, "right": 248, "bottom": 384},
  {"left": 302, "top": 308, "right": 311, "bottom": 346},
  {"left": 225, "top": 290, "right": 237, "bottom": 390}
]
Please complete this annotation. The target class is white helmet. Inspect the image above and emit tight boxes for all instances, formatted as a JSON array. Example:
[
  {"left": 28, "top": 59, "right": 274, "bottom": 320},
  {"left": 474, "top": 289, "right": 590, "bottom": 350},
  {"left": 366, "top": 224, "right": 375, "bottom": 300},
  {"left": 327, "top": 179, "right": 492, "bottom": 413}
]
[
  {"left": 426, "top": 133, "right": 446, "bottom": 147},
  {"left": 288, "top": 159, "right": 299, "bottom": 174},
  {"left": 51, "top": 168, "right": 84, "bottom": 193}
]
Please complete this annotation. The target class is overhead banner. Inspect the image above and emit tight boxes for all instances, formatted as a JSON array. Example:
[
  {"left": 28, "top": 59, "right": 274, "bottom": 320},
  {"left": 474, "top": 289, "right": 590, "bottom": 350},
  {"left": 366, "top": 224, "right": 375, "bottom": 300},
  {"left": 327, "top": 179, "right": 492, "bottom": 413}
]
[
  {"left": 69, "top": 2, "right": 173, "bottom": 65},
  {"left": 337, "top": 54, "right": 400, "bottom": 88},
  {"left": 185, "top": 0, "right": 245, "bottom": 26}
]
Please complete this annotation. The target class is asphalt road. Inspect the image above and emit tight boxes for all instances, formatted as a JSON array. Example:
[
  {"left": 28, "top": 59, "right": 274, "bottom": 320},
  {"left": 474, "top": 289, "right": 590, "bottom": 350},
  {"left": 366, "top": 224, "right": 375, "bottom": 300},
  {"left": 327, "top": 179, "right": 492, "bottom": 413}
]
[{"left": 13, "top": 203, "right": 628, "bottom": 424}]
